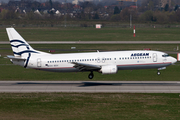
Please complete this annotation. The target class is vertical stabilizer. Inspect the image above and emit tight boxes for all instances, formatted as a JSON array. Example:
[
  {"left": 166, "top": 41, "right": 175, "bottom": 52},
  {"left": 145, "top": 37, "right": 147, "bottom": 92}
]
[{"left": 6, "top": 28, "right": 48, "bottom": 58}]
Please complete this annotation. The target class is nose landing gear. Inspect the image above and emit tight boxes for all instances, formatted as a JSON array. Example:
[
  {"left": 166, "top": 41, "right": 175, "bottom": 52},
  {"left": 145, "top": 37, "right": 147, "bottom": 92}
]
[{"left": 157, "top": 67, "right": 166, "bottom": 75}]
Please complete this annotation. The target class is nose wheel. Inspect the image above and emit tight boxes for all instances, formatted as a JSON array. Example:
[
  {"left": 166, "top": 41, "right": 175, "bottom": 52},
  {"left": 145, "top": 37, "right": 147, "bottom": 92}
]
[{"left": 88, "top": 72, "right": 94, "bottom": 79}]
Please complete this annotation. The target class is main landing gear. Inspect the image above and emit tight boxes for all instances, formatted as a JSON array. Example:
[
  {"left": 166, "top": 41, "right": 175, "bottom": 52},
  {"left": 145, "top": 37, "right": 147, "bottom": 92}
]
[
  {"left": 157, "top": 71, "right": 161, "bottom": 75},
  {"left": 88, "top": 71, "right": 94, "bottom": 79}
]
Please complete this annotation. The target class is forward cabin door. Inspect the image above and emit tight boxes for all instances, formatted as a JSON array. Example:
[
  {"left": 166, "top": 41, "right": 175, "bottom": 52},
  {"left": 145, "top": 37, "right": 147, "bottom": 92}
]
[
  {"left": 37, "top": 58, "right": 41, "bottom": 67},
  {"left": 153, "top": 53, "right": 157, "bottom": 62}
]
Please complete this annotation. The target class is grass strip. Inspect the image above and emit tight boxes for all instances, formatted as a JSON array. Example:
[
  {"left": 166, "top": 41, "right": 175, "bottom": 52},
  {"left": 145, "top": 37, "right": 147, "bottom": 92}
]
[{"left": 0, "top": 93, "right": 179, "bottom": 120}]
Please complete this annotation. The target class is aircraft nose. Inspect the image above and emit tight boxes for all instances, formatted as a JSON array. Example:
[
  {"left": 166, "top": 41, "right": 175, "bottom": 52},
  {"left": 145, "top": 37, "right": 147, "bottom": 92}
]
[{"left": 171, "top": 57, "right": 177, "bottom": 64}]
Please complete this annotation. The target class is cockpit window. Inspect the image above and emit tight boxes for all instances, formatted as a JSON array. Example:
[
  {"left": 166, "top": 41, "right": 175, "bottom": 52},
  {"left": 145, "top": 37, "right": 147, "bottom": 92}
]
[{"left": 162, "top": 54, "right": 169, "bottom": 57}]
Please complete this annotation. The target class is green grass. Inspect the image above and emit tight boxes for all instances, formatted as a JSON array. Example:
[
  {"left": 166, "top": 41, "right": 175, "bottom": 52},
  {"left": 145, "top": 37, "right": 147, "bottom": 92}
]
[
  {"left": 1, "top": 27, "right": 180, "bottom": 41},
  {"left": 0, "top": 93, "right": 179, "bottom": 120}
]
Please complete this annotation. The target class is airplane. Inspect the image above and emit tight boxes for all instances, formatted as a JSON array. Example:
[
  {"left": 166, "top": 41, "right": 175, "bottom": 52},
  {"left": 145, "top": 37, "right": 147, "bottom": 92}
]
[{"left": 6, "top": 28, "right": 177, "bottom": 79}]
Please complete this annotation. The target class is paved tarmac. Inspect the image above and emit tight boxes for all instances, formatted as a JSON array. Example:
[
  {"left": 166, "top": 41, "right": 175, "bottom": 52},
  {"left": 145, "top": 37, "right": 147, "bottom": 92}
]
[
  {"left": 0, "top": 81, "right": 180, "bottom": 93},
  {"left": 1, "top": 41, "right": 180, "bottom": 44}
]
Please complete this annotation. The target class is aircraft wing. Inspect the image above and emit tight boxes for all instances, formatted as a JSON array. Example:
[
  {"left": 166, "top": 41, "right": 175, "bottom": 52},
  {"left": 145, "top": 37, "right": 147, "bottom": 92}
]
[{"left": 71, "top": 62, "right": 101, "bottom": 71}]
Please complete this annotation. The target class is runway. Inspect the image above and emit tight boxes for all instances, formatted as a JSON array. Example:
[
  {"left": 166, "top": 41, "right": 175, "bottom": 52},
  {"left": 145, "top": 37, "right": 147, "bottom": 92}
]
[
  {"left": 0, "top": 81, "right": 180, "bottom": 93},
  {"left": 1, "top": 41, "right": 180, "bottom": 44}
]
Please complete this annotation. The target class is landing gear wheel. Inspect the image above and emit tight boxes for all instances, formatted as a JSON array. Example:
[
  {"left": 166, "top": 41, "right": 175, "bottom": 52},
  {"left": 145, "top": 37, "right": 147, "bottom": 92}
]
[
  {"left": 88, "top": 72, "right": 94, "bottom": 79},
  {"left": 157, "top": 71, "right": 161, "bottom": 75}
]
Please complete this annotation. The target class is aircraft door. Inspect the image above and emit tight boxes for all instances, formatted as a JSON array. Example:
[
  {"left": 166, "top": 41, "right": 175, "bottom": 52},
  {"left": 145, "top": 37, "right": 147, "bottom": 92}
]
[
  {"left": 37, "top": 58, "right": 41, "bottom": 67},
  {"left": 153, "top": 53, "right": 157, "bottom": 62}
]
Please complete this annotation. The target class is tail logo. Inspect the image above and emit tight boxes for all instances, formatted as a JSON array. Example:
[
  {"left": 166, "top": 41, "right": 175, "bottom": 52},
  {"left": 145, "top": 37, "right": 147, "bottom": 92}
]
[
  {"left": 10, "top": 39, "right": 38, "bottom": 68},
  {"left": 10, "top": 39, "right": 38, "bottom": 56}
]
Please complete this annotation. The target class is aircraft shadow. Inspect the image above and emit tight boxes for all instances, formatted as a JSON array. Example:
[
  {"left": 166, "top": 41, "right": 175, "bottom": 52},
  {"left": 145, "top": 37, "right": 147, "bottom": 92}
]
[
  {"left": 80, "top": 82, "right": 180, "bottom": 87},
  {"left": 10, "top": 82, "right": 180, "bottom": 87}
]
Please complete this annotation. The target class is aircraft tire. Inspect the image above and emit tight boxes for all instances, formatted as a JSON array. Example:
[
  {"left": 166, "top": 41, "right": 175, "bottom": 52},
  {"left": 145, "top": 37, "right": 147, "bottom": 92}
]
[{"left": 88, "top": 72, "right": 94, "bottom": 79}]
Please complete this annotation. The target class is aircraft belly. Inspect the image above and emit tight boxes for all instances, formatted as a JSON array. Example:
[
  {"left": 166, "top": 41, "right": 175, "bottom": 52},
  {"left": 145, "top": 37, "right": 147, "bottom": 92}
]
[{"left": 117, "top": 63, "right": 171, "bottom": 70}]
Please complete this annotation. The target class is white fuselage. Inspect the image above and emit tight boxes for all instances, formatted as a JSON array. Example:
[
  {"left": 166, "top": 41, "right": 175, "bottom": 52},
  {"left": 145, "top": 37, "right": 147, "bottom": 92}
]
[{"left": 23, "top": 50, "right": 176, "bottom": 73}]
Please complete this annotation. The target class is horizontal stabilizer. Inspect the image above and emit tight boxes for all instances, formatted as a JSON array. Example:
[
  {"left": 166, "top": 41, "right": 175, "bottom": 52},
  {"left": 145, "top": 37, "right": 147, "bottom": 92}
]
[{"left": 7, "top": 55, "right": 26, "bottom": 60}]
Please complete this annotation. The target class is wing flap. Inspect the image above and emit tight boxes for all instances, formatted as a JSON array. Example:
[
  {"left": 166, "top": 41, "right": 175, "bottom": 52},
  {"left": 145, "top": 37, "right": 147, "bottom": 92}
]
[{"left": 72, "top": 62, "right": 101, "bottom": 71}]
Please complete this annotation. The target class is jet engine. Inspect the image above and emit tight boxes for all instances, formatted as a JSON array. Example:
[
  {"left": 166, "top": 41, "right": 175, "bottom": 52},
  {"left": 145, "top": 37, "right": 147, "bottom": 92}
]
[{"left": 100, "top": 65, "right": 118, "bottom": 74}]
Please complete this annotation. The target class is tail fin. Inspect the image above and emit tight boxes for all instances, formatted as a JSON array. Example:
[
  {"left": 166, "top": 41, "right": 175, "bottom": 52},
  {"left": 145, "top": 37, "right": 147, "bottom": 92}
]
[{"left": 6, "top": 28, "right": 48, "bottom": 58}]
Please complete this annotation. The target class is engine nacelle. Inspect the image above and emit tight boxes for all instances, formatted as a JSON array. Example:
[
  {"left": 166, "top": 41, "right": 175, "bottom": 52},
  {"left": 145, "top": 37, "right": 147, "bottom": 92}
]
[{"left": 100, "top": 65, "right": 118, "bottom": 74}]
